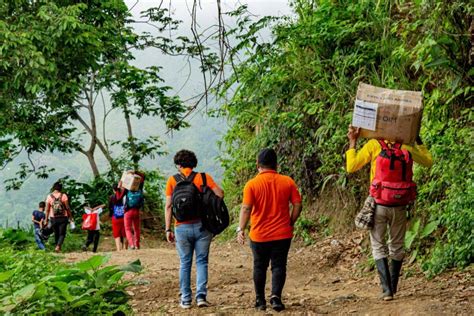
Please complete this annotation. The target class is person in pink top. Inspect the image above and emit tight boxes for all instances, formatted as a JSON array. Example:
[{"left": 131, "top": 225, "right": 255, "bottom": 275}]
[
  {"left": 44, "top": 181, "right": 73, "bottom": 252},
  {"left": 124, "top": 178, "right": 144, "bottom": 250}
]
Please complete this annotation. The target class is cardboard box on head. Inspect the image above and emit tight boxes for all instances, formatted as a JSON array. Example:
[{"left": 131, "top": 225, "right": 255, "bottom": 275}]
[
  {"left": 352, "top": 83, "right": 423, "bottom": 144},
  {"left": 120, "top": 171, "right": 142, "bottom": 191}
]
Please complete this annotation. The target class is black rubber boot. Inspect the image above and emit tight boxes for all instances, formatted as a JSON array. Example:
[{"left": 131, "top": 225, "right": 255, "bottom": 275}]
[
  {"left": 375, "top": 258, "right": 393, "bottom": 301},
  {"left": 255, "top": 297, "right": 266, "bottom": 311},
  {"left": 390, "top": 259, "right": 403, "bottom": 295}
]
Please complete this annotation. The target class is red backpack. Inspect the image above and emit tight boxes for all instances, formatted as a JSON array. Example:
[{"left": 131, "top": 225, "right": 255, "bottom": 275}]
[{"left": 369, "top": 140, "right": 416, "bottom": 206}]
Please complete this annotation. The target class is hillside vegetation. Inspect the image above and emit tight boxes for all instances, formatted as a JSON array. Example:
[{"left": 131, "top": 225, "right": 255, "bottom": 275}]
[
  {"left": 218, "top": 0, "right": 473, "bottom": 276},
  {"left": 0, "top": 0, "right": 471, "bottom": 280}
]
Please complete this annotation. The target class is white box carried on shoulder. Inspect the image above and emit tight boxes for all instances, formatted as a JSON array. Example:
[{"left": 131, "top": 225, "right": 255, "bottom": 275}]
[
  {"left": 352, "top": 83, "right": 423, "bottom": 144},
  {"left": 120, "top": 171, "right": 141, "bottom": 191}
]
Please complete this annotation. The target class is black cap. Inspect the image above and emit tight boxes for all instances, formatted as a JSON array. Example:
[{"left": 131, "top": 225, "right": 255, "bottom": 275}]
[{"left": 257, "top": 148, "right": 277, "bottom": 168}]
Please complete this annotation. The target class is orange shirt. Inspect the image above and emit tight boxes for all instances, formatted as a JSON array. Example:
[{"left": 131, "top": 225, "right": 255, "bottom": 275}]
[
  {"left": 165, "top": 168, "right": 217, "bottom": 225},
  {"left": 243, "top": 170, "right": 302, "bottom": 242}
]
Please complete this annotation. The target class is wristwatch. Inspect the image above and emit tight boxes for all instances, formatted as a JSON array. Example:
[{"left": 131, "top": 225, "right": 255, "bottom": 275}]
[
  {"left": 236, "top": 227, "right": 243, "bottom": 233},
  {"left": 165, "top": 229, "right": 172, "bottom": 233}
]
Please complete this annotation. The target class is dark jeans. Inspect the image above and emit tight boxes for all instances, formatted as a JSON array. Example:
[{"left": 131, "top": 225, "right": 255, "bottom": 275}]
[
  {"left": 250, "top": 238, "right": 292, "bottom": 300},
  {"left": 52, "top": 217, "right": 68, "bottom": 247},
  {"left": 85, "top": 230, "right": 100, "bottom": 252}
]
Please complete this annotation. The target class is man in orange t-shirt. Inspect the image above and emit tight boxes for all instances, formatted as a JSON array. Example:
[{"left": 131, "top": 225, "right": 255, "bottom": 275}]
[
  {"left": 237, "top": 148, "right": 302, "bottom": 312},
  {"left": 164, "top": 149, "right": 224, "bottom": 309}
]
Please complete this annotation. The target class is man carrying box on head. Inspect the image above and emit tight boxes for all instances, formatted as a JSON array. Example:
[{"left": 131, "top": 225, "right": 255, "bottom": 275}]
[
  {"left": 123, "top": 171, "right": 144, "bottom": 250},
  {"left": 346, "top": 125, "right": 433, "bottom": 301}
]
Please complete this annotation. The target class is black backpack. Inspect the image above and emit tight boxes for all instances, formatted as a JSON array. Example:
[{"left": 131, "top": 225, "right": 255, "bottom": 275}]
[
  {"left": 199, "top": 173, "right": 229, "bottom": 235},
  {"left": 172, "top": 172, "right": 202, "bottom": 221}
]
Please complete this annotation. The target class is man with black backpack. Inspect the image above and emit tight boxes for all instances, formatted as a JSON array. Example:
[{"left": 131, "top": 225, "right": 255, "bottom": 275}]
[
  {"left": 164, "top": 149, "right": 224, "bottom": 309},
  {"left": 346, "top": 125, "right": 433, "bottom": 301}
]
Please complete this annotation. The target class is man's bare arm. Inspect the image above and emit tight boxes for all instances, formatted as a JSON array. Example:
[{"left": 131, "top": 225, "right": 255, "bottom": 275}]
[
  {"left": 45, "top": 203, "right": 50, "bottom": 223},
  {"left": 237, "top": 204, "right": 252, "bottom": 245},
  {"left": 290, "top": 203, "right": 302, "bottom": 226},
  {"left": 212, "top": 185, "right": 224, "bottom": 198},
  {"left": 165, "top": 196, "right": 173, "bottom": 231},
  {"left": 239, "top": 204, "right": 252, "bottom": 230}
]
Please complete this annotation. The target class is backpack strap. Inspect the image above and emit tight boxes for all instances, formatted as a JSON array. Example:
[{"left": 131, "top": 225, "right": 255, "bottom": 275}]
[
  {"left": 378, "top": 140, "right": 389, "bottom": 151},
  {"left": 393, "top": 143, "right": 402, "bottom": 150},
  {"left": 174, "top": 171, "right": 198, "bottom": 182},
  {"left": 173, "top": 173, "right": 184, "bottom": 183},
  {"left": 187, "top": 171, "right": 197, "bottom": 182},
  {"left": 401, "top": 159, "right": 407, "bottom": 181},
  {"left": 201, "top": 173, "right": 207, "bottom": 189}
]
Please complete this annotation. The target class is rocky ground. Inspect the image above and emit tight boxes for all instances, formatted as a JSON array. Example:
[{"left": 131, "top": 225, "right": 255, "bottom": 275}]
[{"left": 64, "top": 232, "right": 473, "bottom": 315}]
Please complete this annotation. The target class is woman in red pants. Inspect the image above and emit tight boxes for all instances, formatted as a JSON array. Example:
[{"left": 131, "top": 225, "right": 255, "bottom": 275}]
[{"left": 109, "top": 183, "right": 127, "bottom": 251}]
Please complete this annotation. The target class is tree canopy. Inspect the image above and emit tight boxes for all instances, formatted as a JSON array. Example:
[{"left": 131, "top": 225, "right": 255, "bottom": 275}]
[{"left": 0, "top": 0, "right": 218, "bottom": 185}]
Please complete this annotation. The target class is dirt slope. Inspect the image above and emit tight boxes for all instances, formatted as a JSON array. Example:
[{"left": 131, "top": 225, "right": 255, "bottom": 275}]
[{"left": 65, "top": 235, "right": 473, "bottom": 315}]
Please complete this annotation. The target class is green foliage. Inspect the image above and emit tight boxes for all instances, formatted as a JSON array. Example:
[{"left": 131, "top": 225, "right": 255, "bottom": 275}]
[
  {"left": 0, "top": 229, "right": 141, "bottom": 314},
  {"left": 142, "top": 169, "right": 165, "bottom": 216},
  {"left": 294, "top": 217, "right": 317, "bottom": 245},
  {"left": 294, "top": 214, "right": 332, "bottom": 245},
  {"left": 1, "top": 0, "right": 217, "bottom": 184},
  {"left": 220, "top": 0, "right": 473, "bottom": 275},
  {"left": 0, "top": 228, "right": 34, "bottom": 250},
  {"left": 61, "top": 175, "right": 113, "bottom": 221},
  {"left": 404, "top": 217, "right": 439, "bottom": 265}
]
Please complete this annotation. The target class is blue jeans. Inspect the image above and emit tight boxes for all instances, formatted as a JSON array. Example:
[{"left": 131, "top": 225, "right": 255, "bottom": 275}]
[
  {"left": 34, "top": 227, "right": 45, "bottom": 250},
  {"left": 175, "top": 221, "right": 212, "bottom": 303}
]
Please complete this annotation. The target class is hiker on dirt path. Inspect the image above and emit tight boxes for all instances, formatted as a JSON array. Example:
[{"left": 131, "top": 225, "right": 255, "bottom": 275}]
[
  {"left": 164, "top": 149, "right": 224, "bottom": 309},
  {"left": 82, "top": 204, "right": 105, "bottom": 253},
  {"left": 44, "top": 181, "right": 73, "bottom": 253},
  {"left": 237, "top": 148, "right": 302, "bottom": 312},
  {"left": 124, "top": 179, "right": 144, "bottom": 250},
  {"left": 346, "top": 125, "right": 433, "bottom": 301},
  {"left": 32, "top": 201, "right": 46, "bottom": 250},
  {"left": 109, "top": 183, "right": 128, "bottom": 251}
]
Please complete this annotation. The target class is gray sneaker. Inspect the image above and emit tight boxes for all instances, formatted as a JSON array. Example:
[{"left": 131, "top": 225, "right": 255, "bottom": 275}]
[
  {"left": 197, "top": 298, "right": 210, "bottom": 307},
  {"left": 179, "top": 301, "right": 192, "bottom": 309}
]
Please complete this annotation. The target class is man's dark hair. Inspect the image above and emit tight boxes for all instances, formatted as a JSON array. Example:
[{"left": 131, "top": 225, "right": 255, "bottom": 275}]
[
  {"left": 39, "top": 201, "right": 46, "bottom": 208},
  {"left": 257, "top": 148, "right": 278, "bottom": 170},
  {"left": 113, "top": 183, "right": 119, "bottom": 192},
  {"left": 174, "top": 150, "right": 198, "bottom": 168},
  {"left": 52, "top": 181, "right": 62, "bottom": 192}
]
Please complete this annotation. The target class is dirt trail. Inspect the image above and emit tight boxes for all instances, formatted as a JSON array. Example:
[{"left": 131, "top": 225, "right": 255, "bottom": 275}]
[{"left": 65, "top": 234, "right": 473, "bottom": 315}]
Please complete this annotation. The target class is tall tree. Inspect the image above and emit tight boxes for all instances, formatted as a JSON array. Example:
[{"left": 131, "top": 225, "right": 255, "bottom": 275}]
[{"left": 1, "top": 0, "right": 218, "bottom": 185}]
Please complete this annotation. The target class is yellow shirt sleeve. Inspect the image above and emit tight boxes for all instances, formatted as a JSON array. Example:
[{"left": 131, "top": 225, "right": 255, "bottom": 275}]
[
  {"left": 346, "top": 139, "right": 379, "bottom": 173},
  {"left": 402, "top": 144, "right": 433, "bottom": 168}
]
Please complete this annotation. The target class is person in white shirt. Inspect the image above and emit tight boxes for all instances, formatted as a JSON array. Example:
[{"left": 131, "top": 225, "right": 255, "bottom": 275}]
[{"left": 82, "top": 204, "right": 105, "bottom": 253}]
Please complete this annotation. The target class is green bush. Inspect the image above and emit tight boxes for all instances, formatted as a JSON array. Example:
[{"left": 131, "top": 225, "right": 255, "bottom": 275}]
[
  {"left": 0, "top": 233, "right": 141, "bottom": 314},
  {"left": 219, "top": 0, "right": 473, "bottom": 275}
]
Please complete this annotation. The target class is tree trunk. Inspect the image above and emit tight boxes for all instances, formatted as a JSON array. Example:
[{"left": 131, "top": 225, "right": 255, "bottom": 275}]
[
  {"left": 83, "top": 149, "right": 100, "bottom": 178},
  {"left": 124, "top": 105, "right": 138, "bottom": 170}
]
